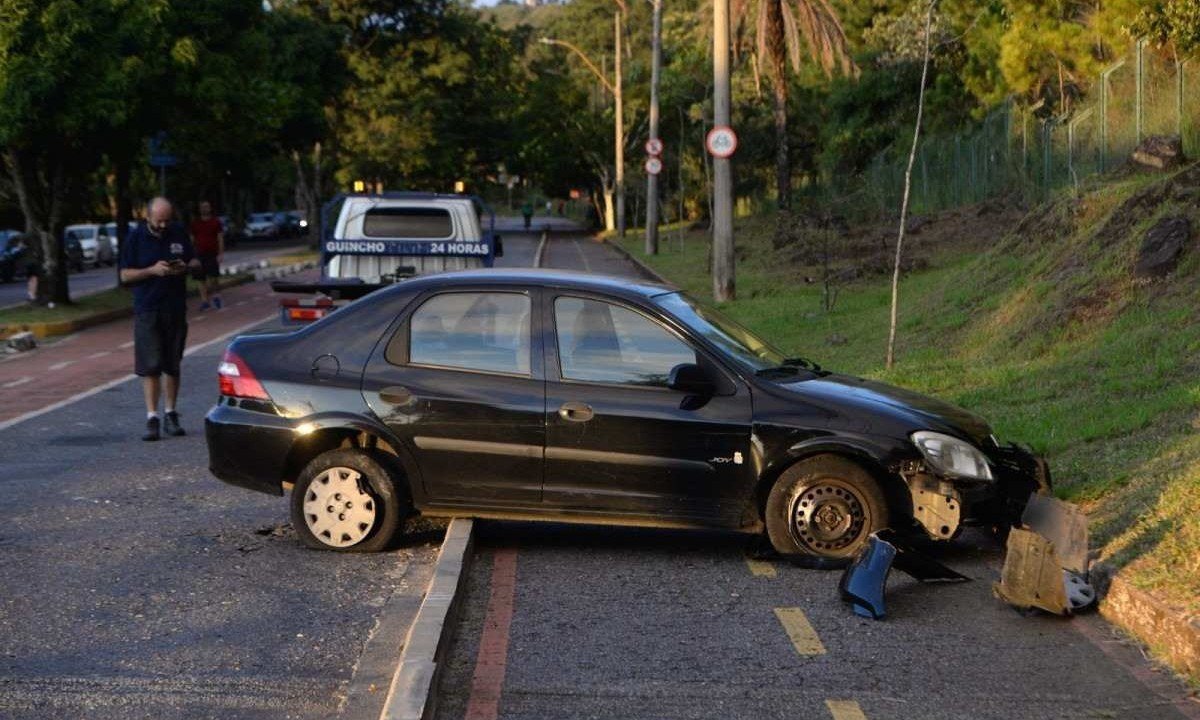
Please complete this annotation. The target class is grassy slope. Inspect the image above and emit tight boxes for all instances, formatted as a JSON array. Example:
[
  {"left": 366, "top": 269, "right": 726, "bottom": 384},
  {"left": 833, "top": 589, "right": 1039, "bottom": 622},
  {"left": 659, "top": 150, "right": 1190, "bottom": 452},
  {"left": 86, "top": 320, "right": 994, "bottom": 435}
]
[{"left": 620, "top": 165, "right": 1200, "bottom": 615}]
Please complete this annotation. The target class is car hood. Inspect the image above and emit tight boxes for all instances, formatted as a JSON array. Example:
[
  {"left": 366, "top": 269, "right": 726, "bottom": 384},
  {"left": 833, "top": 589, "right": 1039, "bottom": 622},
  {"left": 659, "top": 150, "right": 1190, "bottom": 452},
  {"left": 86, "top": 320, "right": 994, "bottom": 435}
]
[{"left": 777, "top": 372, "right": 993, "bottom": 445}]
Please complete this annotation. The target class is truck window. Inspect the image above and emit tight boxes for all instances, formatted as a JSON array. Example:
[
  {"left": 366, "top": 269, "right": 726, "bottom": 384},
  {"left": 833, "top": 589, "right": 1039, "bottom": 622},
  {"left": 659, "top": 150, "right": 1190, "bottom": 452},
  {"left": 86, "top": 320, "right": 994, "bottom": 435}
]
[{"left": 362, "top": 208, "right": 453, "bottom": 239}]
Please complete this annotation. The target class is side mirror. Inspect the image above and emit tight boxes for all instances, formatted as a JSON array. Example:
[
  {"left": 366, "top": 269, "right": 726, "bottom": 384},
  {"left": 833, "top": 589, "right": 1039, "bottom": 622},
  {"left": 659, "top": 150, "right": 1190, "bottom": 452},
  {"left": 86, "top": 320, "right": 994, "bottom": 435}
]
[
  {"left": 667, "top": 363, "right": 714, "bottom": 395},
  {"left": 494, "top": 235, "right": 504, "bottom": 257}
]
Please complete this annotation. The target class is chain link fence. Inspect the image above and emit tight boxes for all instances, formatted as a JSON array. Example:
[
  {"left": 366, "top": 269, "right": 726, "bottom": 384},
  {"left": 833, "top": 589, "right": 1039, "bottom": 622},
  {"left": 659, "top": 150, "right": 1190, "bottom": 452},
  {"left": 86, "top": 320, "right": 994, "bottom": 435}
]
[{"left": 819, "top": 41, "right": 1199, "bottom": 222}]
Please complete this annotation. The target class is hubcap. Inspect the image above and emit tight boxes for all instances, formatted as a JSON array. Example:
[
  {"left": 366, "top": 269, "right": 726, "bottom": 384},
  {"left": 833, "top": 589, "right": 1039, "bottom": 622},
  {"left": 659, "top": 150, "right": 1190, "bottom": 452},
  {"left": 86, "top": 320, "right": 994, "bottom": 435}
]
[
  {"left": 790, "top": 480, "right": 868, "bottom": 553},
  {"left": 303, "top": 467, "right": 377, "bottom": 548}
]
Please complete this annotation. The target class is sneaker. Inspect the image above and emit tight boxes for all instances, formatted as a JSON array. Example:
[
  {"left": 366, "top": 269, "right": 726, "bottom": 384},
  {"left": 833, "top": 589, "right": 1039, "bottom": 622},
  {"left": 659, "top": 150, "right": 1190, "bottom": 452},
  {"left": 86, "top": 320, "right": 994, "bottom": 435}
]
[
  {"left": 213, "top": 296, "right": 223, "bottom": 310},
  {"left": 163, "top": 411, "right": 186, "bottom": 437},
  {"left": 199, "top": 301, "right": 211, "bottom": 311},
  {"left": 142, "top": 416, "right": 161, "bottom": 442}
]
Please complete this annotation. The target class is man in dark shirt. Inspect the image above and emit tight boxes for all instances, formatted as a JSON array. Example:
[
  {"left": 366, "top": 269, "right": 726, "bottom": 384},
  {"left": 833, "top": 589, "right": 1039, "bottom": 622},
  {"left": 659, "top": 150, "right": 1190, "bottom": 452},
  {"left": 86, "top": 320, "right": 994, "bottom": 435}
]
[
  {"left": 119, "top": 197, "right": 199, "bottom": 441},
  {"left": 190, "top": 200, "right": 224, "bottom": 310}
]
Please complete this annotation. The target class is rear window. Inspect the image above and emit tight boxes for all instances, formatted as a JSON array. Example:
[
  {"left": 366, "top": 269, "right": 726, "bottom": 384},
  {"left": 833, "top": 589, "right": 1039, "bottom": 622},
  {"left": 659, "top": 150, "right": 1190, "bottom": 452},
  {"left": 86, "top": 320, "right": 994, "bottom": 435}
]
[{"left": 363, "top": 208, "right": 452, "bottom": 239}]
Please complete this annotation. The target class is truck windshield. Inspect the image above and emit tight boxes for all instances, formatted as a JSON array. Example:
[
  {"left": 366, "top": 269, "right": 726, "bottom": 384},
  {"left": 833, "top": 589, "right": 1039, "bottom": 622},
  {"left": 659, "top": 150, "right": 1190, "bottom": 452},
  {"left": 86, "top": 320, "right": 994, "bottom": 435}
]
[
  {"left": 653, "top": 292, "right": 787, "bottom": 371},
  {"left": 363, "top": 207, "right": 452, "bottom": 239}
]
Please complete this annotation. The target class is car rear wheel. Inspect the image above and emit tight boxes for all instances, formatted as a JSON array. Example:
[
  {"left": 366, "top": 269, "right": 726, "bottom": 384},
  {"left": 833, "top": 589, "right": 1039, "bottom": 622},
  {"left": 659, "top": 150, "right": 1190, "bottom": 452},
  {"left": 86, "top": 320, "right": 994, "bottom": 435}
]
[
  {"left": 290, "top": 448, "right": 410, "bottom": 553},
  {"left": 765, "top": 455, "right": 889, "bottom": 559}
]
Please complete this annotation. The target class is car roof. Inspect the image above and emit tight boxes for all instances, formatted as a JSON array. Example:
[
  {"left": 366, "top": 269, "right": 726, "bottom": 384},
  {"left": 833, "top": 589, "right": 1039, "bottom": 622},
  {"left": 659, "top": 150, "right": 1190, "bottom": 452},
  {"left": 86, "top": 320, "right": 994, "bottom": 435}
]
[{"left": 392, "top": 267, "right": 678, "bottom": 299}]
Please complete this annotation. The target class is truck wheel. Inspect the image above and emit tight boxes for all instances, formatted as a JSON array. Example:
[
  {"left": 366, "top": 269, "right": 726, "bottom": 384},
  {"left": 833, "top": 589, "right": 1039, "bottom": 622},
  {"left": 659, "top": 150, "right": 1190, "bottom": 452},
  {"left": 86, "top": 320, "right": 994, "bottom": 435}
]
[
  {"left": 765, "top": 455, "right": 889, "bottom": 559},
  {"left": 291, "top": 448, "right": 410, "bottom": 553}
]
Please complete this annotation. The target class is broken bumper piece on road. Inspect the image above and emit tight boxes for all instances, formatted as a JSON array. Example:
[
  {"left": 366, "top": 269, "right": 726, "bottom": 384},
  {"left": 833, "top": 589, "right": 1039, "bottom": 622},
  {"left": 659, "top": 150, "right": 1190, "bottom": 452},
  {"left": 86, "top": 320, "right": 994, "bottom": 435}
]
[
  {"left": 839, "top": 529, "right": 970, "bottom": 620},
  {"left": 993, "top": 494, "right": 1096, "bottom": 615}
]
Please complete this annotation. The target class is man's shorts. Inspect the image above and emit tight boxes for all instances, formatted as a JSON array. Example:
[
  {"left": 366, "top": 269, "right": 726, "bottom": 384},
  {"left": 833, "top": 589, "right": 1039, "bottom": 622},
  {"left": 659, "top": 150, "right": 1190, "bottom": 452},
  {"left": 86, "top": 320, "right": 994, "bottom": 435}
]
[
  {"left": 134, "top": 306, "right": 188, "bottom": 377},
  {"left": 197, "top": 253, "right": 220, "bottom": 280}
]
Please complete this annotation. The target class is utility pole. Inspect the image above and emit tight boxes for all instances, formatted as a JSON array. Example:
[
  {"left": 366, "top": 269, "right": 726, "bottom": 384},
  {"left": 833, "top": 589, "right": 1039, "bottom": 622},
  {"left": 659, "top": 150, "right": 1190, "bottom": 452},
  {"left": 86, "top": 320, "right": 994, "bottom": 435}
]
[
  {"left": 711, "top": 0, "right": 734, "bottom": 300},
  {"left": 615, "top": 11, "right": 626, "bottom": 239},
  {"left": 645, "top": 0, "right": 663, "bottom": 255}
]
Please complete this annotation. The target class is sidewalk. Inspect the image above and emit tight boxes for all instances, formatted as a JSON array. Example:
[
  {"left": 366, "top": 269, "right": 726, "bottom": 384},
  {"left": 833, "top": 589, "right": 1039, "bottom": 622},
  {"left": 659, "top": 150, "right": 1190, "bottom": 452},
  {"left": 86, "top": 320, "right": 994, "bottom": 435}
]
[{"left": 0, "top": 269, "right": 316, "bottom": 426}]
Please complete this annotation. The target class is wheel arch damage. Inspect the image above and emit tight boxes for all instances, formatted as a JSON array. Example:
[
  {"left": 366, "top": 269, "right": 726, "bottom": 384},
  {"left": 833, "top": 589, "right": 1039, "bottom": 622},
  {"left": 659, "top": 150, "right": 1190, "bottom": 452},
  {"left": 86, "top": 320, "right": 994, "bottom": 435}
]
[{"left": 281, "top": 416, "right": 421, "bottom": 501}]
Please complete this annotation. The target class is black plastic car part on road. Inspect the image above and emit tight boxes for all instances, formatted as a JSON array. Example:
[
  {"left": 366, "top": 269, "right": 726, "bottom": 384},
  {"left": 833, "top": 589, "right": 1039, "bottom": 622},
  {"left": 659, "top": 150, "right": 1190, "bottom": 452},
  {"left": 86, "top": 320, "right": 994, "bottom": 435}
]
[{"left": 205, "top": 268, "right": 1048, "bottom": 555}]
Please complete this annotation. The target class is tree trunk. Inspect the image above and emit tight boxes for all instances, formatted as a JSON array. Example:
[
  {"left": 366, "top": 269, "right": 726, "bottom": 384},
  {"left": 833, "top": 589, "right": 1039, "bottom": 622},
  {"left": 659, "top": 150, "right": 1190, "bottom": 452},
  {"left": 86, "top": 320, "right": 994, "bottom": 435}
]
[
  {"left": 4, "top": 148, "right": 70, "bottom": 304},
  {"left": 886, "top": 0, "right": 936, "bottom": 369},
  {"left": 766, "top": 0, "right": 790, "bottom": 210}
]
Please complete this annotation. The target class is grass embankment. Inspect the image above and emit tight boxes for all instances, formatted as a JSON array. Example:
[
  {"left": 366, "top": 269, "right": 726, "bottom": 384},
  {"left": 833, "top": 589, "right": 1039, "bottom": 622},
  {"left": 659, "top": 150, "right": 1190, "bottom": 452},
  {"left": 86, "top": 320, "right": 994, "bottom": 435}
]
[{"left": 620, "top": 165, "right": 1200, "bottom": 617}]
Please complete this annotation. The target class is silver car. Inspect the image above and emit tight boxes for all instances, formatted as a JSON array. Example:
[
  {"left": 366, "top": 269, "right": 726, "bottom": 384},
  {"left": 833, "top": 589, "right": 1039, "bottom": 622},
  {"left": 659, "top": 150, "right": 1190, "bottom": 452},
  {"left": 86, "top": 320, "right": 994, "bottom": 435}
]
[{"left": 64, "top": 223, "right": 116, "bottom": 267}]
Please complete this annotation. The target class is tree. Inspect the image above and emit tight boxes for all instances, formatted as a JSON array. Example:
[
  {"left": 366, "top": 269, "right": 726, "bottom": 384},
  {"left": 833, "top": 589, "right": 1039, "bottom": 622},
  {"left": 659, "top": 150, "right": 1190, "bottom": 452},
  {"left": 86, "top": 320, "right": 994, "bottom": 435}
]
[
  {"left": 732, "top": 0, "right": 856, "bottom": 208},
  {"left": 886, "top": 0, "right": 935, "bottom": 369}
]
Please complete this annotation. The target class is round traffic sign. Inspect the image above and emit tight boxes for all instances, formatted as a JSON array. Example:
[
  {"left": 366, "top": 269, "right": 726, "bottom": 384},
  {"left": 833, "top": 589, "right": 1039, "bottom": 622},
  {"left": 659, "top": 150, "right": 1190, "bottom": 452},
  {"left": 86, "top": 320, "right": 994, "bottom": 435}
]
[
  {"left": 644, "top": 157, "right": 663, "bottom": 175},
  {"left": 705, "top": 126, "right": 738, "bottom": 158},
  {"left": 645, "top": 138, "right": 664, "bottom": 156}
]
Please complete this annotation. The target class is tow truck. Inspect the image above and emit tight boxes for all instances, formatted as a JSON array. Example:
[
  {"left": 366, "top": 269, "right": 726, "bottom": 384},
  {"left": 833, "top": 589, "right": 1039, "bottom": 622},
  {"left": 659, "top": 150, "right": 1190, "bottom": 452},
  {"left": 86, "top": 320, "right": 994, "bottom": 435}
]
[{"left": 273, "top": 191, "right": 503, "bottom": 324}]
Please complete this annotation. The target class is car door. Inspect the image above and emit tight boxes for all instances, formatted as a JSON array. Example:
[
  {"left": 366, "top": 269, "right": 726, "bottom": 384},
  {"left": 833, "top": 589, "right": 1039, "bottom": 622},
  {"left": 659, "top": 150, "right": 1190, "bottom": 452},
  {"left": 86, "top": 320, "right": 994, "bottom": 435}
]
[
  {"left": 363, "top": 287, "right": 545, "bottom": 506},
  {"left": 542, "top": 292, "right": 754, "bottom": 525}
]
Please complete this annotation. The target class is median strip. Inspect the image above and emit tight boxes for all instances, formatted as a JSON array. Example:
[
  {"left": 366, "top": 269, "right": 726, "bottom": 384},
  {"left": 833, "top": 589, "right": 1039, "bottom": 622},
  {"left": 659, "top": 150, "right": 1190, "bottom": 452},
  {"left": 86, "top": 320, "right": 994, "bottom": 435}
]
[{"left": 378, "top": 518, "right": 475, "bottom": 720}]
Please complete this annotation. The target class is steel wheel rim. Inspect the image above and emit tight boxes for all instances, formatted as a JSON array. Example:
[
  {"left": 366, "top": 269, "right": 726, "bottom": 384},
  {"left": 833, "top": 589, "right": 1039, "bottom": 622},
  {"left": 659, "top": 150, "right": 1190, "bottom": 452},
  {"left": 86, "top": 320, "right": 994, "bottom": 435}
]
[
  {"left": 303, "top": 467, "right": 377, "bottom": 548},
  {"left": 789, "top": 478, "right": 869, "bottom": 553}
]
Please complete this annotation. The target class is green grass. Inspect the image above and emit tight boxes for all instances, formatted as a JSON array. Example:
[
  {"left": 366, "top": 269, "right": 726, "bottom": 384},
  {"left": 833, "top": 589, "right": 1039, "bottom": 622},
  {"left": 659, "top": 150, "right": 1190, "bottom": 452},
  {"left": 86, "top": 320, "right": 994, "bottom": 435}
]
[{"left": 620, "top": 166, "right": 1200, "bottom": 616}]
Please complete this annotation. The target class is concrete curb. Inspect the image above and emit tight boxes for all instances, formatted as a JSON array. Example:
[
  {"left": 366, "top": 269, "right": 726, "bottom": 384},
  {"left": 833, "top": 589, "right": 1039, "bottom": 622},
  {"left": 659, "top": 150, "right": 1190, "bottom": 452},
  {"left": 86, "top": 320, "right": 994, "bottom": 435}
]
[
  {"left": 600, "top": 236, "right": 674, "bottom": 285},
  {"left": 1092, "top": 563, "right": 1200, "bottom": 681},
  {"left": 379, "top": 518, "right": 475, "bottom": 720},
  {"left": 533, "top": 230, "right": 549, "bottom": 268}
]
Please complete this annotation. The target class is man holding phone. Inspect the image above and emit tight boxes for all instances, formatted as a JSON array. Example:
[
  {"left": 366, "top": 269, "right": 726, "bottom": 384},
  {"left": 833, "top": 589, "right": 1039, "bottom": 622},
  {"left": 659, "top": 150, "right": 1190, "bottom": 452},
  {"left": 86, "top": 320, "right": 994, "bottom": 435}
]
[{"left": 119, "top": 197, "right": 200, "bottom": 441}]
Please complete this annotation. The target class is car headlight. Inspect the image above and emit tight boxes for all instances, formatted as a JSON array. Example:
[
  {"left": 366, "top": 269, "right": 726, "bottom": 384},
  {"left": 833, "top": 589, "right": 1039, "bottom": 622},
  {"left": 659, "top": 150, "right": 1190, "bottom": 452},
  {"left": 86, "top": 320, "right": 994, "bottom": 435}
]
[{"left": 910, "top": 431, "right": 994, "bottom": 480}]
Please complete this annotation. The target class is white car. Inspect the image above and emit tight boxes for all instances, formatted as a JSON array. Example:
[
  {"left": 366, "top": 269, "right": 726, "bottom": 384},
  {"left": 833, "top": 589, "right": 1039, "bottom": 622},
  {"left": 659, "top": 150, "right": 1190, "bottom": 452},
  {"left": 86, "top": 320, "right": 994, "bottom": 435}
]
[
  {"left": 244, "top": 212, "right": 280, "bottom": 239},
  {"left": 63, "top": 223, "right": 116, "bottom": 267}
]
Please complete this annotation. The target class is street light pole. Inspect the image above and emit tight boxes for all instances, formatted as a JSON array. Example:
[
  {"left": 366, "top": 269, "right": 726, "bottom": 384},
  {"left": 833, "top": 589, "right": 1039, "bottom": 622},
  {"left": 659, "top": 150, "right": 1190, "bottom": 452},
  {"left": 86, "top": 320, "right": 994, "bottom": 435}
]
[
  {"left": 614, "top": 11, "right": 625, "bottom": 239},
  {"left": 712, "top": 0, "right": 734, "bottom": 300},
  {"left": 645, "top": 0, "right": 662, "bottom": 255}
]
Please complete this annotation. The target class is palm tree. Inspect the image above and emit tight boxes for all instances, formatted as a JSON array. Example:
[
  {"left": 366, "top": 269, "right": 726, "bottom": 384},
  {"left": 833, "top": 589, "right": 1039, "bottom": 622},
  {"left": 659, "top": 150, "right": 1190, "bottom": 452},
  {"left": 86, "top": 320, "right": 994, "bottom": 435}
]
[{"left": 732, "top": 0, "right": 857, "bottom": 208}]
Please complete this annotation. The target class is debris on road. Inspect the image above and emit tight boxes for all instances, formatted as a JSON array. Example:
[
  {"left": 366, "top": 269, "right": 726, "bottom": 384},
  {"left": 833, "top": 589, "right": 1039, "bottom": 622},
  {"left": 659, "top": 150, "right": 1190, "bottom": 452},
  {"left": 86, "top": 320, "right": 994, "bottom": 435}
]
[
  {"left": 840, "top": 529, "right": 970, "bottom": 620},
  {"left": 993, "top": 495, "right": 1096, "bottom": 615},
  {"left": 5, "top": 330, "right": 36, "bottom": 353}
]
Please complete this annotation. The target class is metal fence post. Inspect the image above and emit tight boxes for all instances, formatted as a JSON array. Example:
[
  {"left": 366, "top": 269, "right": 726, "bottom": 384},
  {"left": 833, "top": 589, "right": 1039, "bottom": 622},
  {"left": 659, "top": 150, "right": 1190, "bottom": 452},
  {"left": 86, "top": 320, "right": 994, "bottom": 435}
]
[{"left": 1135, "top": 39, "right": 1146, "bottom": 143}]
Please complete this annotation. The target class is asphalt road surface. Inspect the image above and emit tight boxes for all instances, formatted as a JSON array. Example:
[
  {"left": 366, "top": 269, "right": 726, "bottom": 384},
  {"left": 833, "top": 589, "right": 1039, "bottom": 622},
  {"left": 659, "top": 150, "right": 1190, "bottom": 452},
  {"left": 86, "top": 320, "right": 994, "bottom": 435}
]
[
  {"left": 432, "top": 232, "right": 1199, "bottom": 720},
  {"left": 0, "top": 229, "right": 546, "bottom": 719},
  {"left": 0, "top": 239, "right": 311, "bottom": 309}
]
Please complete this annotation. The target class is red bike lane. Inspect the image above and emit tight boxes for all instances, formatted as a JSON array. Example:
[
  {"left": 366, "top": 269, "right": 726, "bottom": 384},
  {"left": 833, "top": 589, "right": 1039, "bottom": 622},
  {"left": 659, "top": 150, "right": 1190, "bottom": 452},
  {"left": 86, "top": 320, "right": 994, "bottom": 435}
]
[{"left": 0, "top": 270, "right": 316, "bottom": 428}]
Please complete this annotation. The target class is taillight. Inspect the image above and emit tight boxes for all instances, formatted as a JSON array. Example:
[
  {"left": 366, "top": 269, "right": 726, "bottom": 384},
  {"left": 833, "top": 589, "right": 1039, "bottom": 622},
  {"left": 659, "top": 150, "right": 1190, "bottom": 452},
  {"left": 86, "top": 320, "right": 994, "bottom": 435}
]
[
  {"left": 281, "top": 297, "right": 334, "bottom": 323},
  {"left": 218, "top": 348, "right": 271, "bottom": 400}
]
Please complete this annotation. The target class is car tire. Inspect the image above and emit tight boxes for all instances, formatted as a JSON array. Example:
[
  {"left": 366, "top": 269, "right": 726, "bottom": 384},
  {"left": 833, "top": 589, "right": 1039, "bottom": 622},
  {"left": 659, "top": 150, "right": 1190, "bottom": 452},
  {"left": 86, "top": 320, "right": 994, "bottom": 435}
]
[
  {"left": 765, "top": 455, "right": 889, "bottom": 559},
  {"left": 290, "top": 448, "right": 410, "bottom": 553}
]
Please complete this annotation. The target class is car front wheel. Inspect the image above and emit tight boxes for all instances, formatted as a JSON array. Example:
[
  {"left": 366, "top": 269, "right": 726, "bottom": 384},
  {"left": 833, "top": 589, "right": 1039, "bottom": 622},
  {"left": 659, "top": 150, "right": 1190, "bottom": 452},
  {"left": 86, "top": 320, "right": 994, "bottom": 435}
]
[
  {"left": 290, "top": 448, "right": 410, "bottom": 552},
  {"left": 765, "top": 455, "right": 889, "bottom": 559}
]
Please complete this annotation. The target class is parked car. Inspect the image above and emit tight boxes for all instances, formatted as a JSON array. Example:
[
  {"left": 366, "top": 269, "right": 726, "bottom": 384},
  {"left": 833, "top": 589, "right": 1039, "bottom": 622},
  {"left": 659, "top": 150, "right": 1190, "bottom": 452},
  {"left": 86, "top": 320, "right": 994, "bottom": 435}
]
[
  {"left": 219, "top": 216, "right": 245, "bottom": 248},
  {"left": 64, "top": 233, "right": 85, "bottom": 273},
  {"left": 206, "top": 269, "right": 1048, "bottom": 554},
  {"left": 0, "top": 231, "right": 26, "bottom": 282},
  {"left": 64, "top": 223, "right": 115, "bottom": 267},
  {"left": 244, "top": 212, "right": 280, "bottom": 240},
  {"left": 102, "top": 221, "right": 138, "bottom": 251}
]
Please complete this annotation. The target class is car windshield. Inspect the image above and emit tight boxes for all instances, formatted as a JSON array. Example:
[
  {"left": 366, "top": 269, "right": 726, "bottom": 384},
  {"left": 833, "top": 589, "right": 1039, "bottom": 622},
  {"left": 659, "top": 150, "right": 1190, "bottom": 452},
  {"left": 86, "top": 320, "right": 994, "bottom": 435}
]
[
  {"left": 250, "top": 213, "right": 273, "bottom": 223},
  {"left": 653, "top": 292, "right": 788, "bottom": 371},
  {"left": 67, "top": 227, "right": 95, "bottom": 239}
]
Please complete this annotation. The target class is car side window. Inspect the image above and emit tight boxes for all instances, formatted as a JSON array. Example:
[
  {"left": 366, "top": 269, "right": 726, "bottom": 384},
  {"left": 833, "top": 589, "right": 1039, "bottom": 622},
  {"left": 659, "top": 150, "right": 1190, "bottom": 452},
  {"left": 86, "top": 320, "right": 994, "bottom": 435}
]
[
  {"left": 554, "top": 296, "right": 696, "bottom": 386},
  {"left": 405, "top": 292, "right": 531, "bottom": 375}
]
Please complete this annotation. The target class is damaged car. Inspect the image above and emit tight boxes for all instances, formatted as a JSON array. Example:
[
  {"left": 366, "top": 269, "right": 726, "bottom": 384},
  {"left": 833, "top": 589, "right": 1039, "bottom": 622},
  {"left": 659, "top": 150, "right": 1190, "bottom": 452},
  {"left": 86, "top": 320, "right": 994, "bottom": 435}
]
[{"left": 206, "top": 268, "right": 1048, "bottom": 554}]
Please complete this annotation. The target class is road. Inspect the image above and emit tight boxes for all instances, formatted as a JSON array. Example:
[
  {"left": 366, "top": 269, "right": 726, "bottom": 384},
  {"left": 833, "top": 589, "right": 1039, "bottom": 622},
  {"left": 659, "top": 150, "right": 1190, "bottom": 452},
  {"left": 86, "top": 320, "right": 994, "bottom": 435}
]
[
  {"left": 0, "top": 239, "right": 311, "bottom": 309},
  {"left": 430, "top": 231, "right": 1200, "bottom": 720},
  {"left": 0, "top": 223, "right": 1193, "bottom": 720},
  {"left": 0, "top": 227, "right": 543, "bottom": 718}
]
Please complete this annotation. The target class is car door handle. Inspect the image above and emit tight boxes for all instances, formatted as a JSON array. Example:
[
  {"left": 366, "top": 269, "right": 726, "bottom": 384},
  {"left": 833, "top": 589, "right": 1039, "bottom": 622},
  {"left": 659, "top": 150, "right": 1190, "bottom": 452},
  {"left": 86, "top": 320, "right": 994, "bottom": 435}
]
[
  {"left": 379, "top": 385, "right": 414, "bottom": 406},
  {"left": 558, "top": 401, "right": 594, "bottom": 422}
]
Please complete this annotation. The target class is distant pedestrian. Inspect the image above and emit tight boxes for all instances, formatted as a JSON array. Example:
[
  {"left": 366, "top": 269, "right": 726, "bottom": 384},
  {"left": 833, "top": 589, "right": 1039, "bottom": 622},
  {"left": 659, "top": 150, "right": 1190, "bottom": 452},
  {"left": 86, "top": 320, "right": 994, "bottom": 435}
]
[
  {"left": 545, "top": 200, "right": 552, "bottom": 215},
  {"left": 521, "top": 201, "right": 533, "bottom": 230},
  {"left": 119, "top": 197, "right": 199, "bottom": 441},
  {"left": 190, "top": 200, "right": 224, "bottom": 310}
]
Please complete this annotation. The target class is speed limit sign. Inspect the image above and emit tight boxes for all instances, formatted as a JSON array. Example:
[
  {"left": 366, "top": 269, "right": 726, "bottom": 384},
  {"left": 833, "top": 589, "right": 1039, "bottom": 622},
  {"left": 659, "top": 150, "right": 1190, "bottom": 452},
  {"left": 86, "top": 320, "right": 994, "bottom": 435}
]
[
  {"left": 644, "top": 156, "right": 663, "bottom": 175},
  {"left": 645, "top": 138, "right": 663, "bottom": 156},
  {"left": 705, "top": 125, "right": 738, "bottom": 158}
]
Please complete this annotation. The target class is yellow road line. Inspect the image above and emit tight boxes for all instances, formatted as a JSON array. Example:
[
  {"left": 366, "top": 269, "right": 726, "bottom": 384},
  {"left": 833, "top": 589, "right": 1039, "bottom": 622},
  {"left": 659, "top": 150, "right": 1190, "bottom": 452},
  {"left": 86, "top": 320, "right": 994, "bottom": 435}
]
[
  {"left": 774, "top": 607, "right": 826, "bottom": 656},
  {"left": 746, "top": 558, "right": 777, "bottom": 578},
  {"left": 825, "top": 699, "right": 867, "bottom": 720}
]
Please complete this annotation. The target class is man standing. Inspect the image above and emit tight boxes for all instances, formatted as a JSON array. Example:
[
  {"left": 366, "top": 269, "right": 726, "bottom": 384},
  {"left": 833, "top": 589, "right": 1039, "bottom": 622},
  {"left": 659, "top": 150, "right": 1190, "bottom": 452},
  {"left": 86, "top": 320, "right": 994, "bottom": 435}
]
[
  {"left": 119, "top": 197, "right": 199, "bottom": 441},
  {"left": 190, "top": 200, "right": 224, "bottom": 310}
]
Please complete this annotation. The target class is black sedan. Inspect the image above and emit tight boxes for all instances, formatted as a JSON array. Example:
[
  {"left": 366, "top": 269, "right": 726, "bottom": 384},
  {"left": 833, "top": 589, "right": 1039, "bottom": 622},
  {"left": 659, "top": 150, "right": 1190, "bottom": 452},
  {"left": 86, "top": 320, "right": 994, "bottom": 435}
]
[{"left": 206, "top": 269, "right": 1048, "bottom": 555}]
